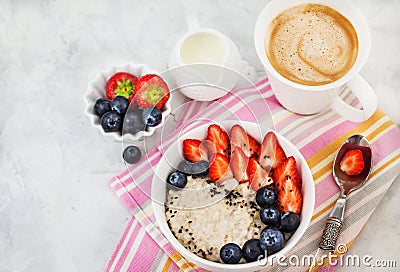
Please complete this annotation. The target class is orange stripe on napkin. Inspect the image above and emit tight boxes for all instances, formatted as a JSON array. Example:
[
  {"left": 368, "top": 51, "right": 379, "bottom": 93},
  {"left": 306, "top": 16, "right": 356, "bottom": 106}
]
[
  {"left": 162, "top": 257, "right": 173, "bottom": 272},
  {"left": 165, "top": 251, "right": 197, "bottom": 272}
]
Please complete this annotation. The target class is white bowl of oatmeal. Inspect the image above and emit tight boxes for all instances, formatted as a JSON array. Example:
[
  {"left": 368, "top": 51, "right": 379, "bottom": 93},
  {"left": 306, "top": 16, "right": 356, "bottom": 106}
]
[{"left": 152, "top": 121, "right": 315, "bottom": 271}]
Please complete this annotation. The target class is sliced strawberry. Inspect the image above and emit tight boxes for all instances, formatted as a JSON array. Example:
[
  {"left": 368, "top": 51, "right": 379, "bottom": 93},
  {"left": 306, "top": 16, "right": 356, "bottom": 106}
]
[
  {"left": 200, "top": 140, "right": 216, "bottom": 158},
  {"left": 182, "top": 139, "right": 208, "bottom": 163},
  {"left": 106, "top": 72, "right": 138, "bottom": 102},
  {"left": 209, "top": 153, "right": 233, "bottom": 184},
  {"left": 273, "top": 156, "right": 301, "bottom": 190},
  {"left": 258, "top": 131, "right": 287, "bottom": 171},
  {"left": 230, "top": 147, "right": 249, "bottom": 183},
  {"left": 248, "top": 158, "right": 274, "bottom": 191},
  {"left": 340, "top": 149, "right": 364, "bottom": 175},
  {"left": 230, "top": 124, "right": 260, "bottom": 158},
  {"left": 277, "top": 175, "right": 303, "bottom": 214},
  {"left": 134, "top": 74, "right": 170, "bottom": 109},
  {"left": 206, "top": 124, "right": 230, "bottom": 157}
]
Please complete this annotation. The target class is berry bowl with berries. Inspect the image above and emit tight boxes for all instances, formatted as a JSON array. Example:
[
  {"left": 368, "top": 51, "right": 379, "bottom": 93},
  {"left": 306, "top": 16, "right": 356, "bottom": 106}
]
[
  {"left": 151, "top": 121, "right": 315, "bottom": 271},
  {"left": 84, "top": 63, "right": 172, "bottom": 141}
]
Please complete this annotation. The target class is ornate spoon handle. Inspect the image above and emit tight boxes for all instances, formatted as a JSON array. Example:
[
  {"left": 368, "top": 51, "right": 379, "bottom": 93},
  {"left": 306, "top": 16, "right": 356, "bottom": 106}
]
[
  {"left": 319, "top": 217, "right": 343, "bottom": 250},
  {"left": 319, "top": 194, "right": 346, "bottom": 251}
]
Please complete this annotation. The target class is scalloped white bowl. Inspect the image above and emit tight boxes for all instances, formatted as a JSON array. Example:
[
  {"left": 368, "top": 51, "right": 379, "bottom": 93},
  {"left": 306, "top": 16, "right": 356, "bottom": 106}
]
[
  {"left": 84, "top": 63, "right": 172, "bottom": 141},
  {"left": 152, "top": 121, "right": 315, "bottom": 271}
]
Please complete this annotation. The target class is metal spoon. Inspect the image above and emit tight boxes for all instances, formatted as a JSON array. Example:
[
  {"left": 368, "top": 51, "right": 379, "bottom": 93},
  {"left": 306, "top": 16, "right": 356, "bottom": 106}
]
[{"left": 319, "top": 134, "right": 373, "bottom": 251}]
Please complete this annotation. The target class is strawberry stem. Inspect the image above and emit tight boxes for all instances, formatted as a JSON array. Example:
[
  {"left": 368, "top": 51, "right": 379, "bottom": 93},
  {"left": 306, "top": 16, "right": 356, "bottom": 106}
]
[
  {"left": 144, "top": 85, "right": 165, "bottom": 104},
  {"left": 114, "top": 77, "right": 134, "bottom": 99}
]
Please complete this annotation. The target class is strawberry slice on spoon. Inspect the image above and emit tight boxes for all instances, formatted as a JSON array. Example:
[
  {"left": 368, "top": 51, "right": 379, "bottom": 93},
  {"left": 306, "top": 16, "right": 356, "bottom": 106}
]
[{"left": 339, "top": 149, "right": 365, "bottom": 176}]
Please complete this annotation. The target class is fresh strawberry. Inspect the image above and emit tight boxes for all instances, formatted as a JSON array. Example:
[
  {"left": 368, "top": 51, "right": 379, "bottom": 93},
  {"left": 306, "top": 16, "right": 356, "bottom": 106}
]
[
  {"left": 340, "top": 149, "right": 364, "bottom": 175},
  {"left": 206, "top": 124, "right": 230, "bottom": 157},
  {"left": 277, "top": 175, "right": 303, "bottom": 213},
  {"left": 273, "top": 156, "right": 301, "bottom": 190},
  {"left": 134, "top": 74, "right": 170, "bottom": 109},
  {"left": 230, "top": 124, "right": 260, "bottom": 158},
  {"left": 248, "top": 158, "right": 274, "bottom": 191},
  {"left": 258, "top": 131, "right": 286, "bottom": 171},
  {"left": 230, "top": 147, "right": 249, "bottom": 182},
  {"left": 182, "top": 139, "right": 208, "bottom": 163},
  {"left": 209, "top": 153, "right": 233, "bottom": 184},
  {"left": 106, "top": 72, "right": 138, "bottom": 102}
]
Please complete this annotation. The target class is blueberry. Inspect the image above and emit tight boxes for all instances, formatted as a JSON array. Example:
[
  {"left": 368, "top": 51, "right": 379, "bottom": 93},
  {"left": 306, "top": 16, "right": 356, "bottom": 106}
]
[
  {"left": 100, "top": 112, "right": 122, "bottom": 132},
  {"left": 191, "top": 160, "right": 209, "bottom": 178},
  {"left": 259, "top": 227, "right": 284, "bottom": 256},
  {"left": 142, "top": 107, "right": 162, "bottom": 127},
  {"left": 110, "top": 96, "right": 129, "bottom": 115},
  {"left": 167, "top": 171, "right": 187, "bottom": 189},
  {"left": 94, "top": 98, "right": 111, "bottom": 117},
  {"left": 242, "top": 239, "right": 264, "bottom": 262},
  {"left": 122, "top": 146, "right": 142, "bottom": 164},
  {"left": 122, "top": 108, "right": 145, "bottom": 135},
  {"left": 177, "top": 160, "right": 194, "bottom": 176},
  {"left": 260, "top": 206, "right": 280, "bottom": 227},
  {"left": 220, "top": 243, "right": 242, "bottom": 264},
  {"left": 256, "top": 187, "right": 277, "bottom": 208},
  {"left": 280, "top": 212, "right": 300, "bottom": 233}
]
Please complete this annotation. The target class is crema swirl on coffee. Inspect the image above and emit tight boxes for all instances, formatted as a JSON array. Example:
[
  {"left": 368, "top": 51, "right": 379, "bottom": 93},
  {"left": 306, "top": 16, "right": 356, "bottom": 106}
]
[{"left": 265, "top": 4, "right": 358, "bottom": 86}]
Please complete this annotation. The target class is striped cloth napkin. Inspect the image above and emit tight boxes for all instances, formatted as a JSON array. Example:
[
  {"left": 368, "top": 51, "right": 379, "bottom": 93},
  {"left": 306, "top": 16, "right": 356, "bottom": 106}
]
[{"left": 105, "top": 78, "right": 400, "bottom": 272}]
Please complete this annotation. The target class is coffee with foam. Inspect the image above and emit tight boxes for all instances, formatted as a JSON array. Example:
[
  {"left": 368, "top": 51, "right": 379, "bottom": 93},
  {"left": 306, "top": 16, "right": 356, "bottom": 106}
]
[{"left": 265, "top": 4, "right": 358, "bottom": 86}]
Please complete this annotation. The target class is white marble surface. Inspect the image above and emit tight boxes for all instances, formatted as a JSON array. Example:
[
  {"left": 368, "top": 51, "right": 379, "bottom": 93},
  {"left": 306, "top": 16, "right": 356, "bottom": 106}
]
[{"left": 0, "top": 0, "right": 399, "bottom": 271}]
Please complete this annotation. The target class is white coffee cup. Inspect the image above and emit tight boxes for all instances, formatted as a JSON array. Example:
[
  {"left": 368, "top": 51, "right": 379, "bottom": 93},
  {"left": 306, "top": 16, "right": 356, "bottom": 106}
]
[
  {"left": 168, "top": 16, "right": 244, "bottom": 101},
  {"left": 254, "top": 0, "right": 377, "bottom": 122}
]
